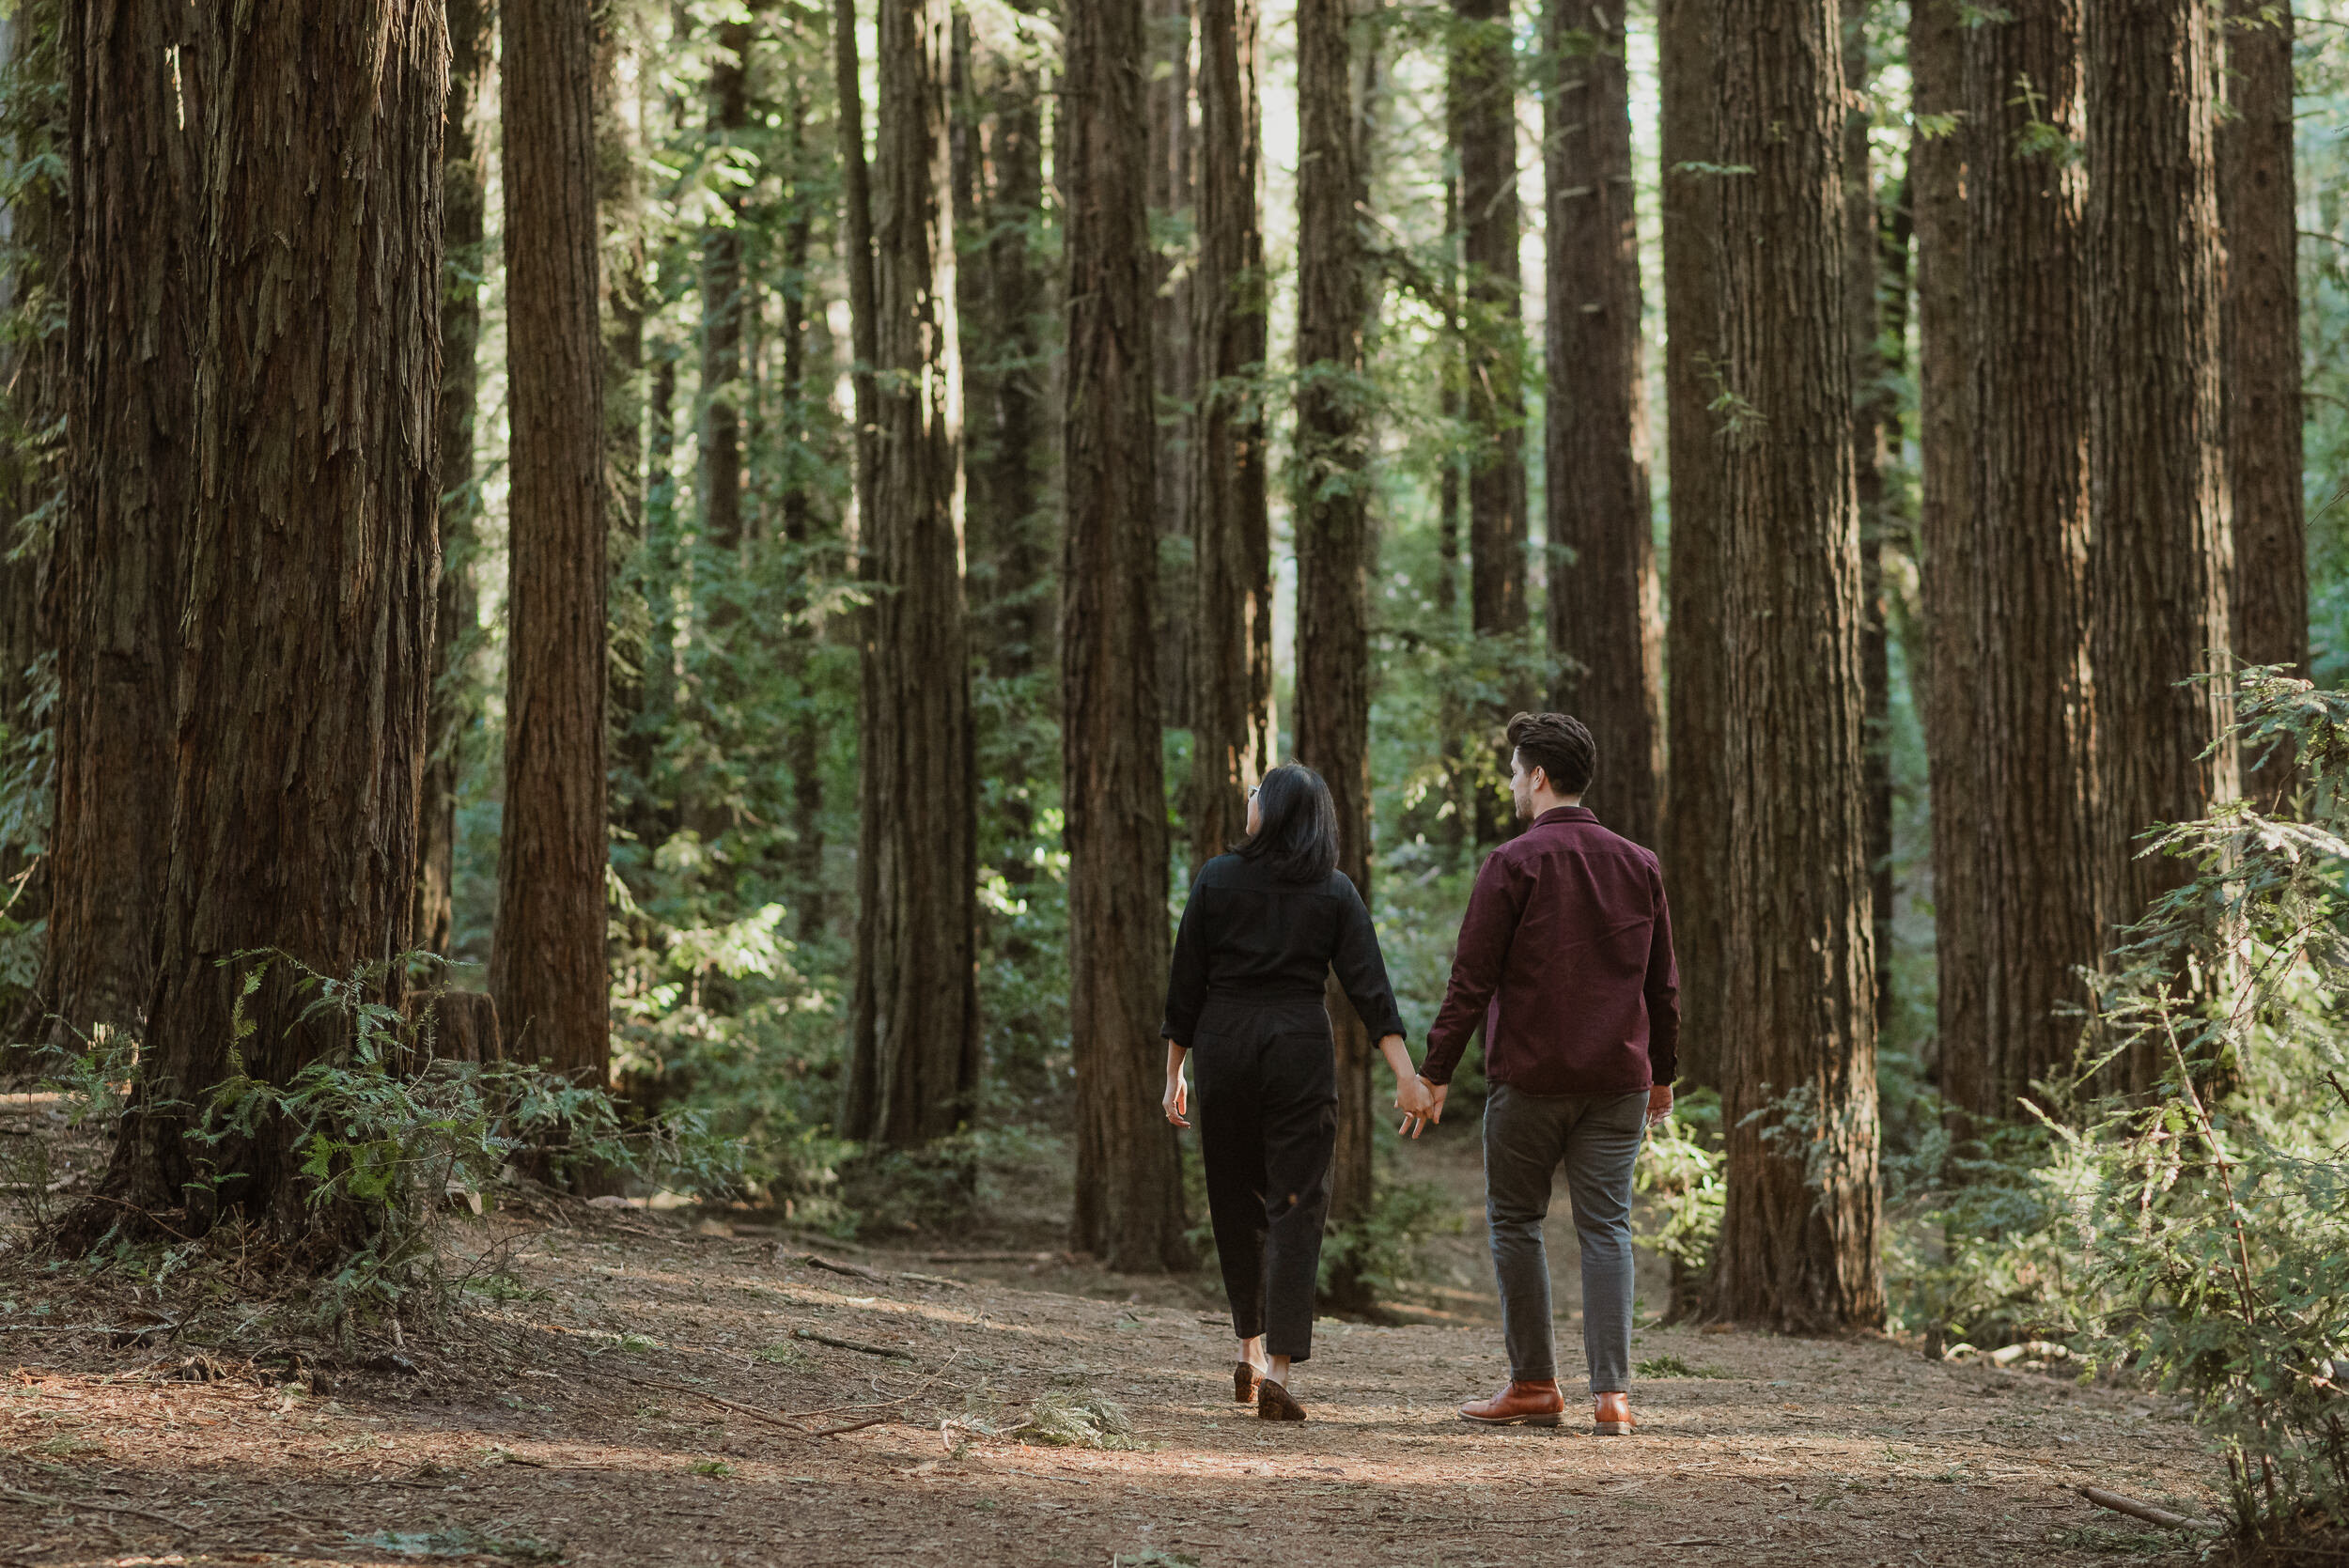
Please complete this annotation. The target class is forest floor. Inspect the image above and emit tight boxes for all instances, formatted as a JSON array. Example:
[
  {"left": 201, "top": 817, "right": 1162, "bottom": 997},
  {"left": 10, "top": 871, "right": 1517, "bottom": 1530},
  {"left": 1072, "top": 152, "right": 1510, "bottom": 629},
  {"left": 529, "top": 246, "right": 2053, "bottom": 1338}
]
[{"left": 0, "top": 1106, "right": 2225, "bottom": 1568}]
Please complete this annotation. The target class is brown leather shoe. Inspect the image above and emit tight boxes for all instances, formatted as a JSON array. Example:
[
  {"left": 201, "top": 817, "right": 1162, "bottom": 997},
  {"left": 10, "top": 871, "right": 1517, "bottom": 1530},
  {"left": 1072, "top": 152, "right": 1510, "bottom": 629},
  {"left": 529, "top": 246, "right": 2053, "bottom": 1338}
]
[
  {"left": 1234, "top": 1359, "right": 1261, "bottom": 1404},
  {"left": 1594, "top": 1391, "right": 1634, "bottom": 1436},
  {"left": 1458, "top": 1379, "right": 1564, "bottom": 1427},
  {"left": 1257, "top": 1378, "right": 1306, "bottom": 1421}
]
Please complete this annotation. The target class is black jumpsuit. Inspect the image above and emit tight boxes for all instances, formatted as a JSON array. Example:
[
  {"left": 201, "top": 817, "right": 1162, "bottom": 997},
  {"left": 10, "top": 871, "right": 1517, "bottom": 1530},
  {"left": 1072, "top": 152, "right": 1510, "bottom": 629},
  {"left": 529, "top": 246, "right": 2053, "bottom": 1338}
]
[{"left": 1161, "top": 853, "right": 1407, "bottom": 1361}]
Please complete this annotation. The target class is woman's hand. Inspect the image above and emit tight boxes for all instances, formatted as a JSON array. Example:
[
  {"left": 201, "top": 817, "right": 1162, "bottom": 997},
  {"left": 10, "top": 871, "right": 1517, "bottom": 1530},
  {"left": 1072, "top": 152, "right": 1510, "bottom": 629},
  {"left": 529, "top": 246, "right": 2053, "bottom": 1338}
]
[
  {"left": 1163, "top": 1071, "right": 1190, "bottom": 1128},
  {"left": 1394, "top": 1072, "right": 1435, "bottom": 1138}
]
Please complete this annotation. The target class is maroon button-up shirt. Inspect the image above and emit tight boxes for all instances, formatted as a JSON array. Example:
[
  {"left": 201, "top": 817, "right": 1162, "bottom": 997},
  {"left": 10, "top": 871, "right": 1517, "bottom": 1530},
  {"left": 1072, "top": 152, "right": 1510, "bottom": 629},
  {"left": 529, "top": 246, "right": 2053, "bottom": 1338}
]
[{"left": 1419, "top": 805, "right": 1680, "bottom": 1095}]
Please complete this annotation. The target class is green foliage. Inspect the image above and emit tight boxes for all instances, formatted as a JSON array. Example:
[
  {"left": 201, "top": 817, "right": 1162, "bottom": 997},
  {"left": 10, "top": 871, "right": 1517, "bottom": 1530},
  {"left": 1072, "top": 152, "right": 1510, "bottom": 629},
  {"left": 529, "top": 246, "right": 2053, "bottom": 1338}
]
[
  {"left": 1636, "top": 1087, "right": 1725, "bottom": 1276},
  {"left": 1635, "top": 1353, "right": 1729, "bottom": 1379},
  {"left": 1318, "top": 1167, "right": 1458, "bottom": 1298}
]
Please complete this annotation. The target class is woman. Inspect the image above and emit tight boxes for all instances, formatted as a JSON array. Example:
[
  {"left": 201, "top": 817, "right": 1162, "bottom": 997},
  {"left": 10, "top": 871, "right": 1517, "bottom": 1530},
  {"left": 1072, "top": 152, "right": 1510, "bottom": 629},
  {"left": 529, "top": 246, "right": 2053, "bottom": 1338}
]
[{"left": 1160, "top": 763, "right": 1434, "bottom": 1422}]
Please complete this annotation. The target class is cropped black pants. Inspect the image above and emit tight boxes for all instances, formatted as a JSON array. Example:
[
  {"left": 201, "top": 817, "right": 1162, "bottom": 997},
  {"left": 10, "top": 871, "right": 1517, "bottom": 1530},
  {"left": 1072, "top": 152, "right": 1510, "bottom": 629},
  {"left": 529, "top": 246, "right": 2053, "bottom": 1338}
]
[{"left": 1190, "top": 996, "right": 1338, "bottom": 1362}]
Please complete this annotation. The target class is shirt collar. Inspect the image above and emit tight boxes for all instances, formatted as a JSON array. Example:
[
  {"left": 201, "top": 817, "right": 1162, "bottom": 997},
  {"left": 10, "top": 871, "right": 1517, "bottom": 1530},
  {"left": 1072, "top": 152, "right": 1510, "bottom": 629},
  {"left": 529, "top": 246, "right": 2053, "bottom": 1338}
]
[{"left": 1533, "top": 805, "right": 1597, "bottom": 829}]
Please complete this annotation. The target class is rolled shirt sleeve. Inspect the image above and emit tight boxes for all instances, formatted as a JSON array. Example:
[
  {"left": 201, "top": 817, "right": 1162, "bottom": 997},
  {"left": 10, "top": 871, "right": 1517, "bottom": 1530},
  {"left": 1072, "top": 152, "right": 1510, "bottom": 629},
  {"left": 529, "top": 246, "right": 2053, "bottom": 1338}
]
[{"left": 1642, "top": 859, "right": 1682, "bottom": 1085}]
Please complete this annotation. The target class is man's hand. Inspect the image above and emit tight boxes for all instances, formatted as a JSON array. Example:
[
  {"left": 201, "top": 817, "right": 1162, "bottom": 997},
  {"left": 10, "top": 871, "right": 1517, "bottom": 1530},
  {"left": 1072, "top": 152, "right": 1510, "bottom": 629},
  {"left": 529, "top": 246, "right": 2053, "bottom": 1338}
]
[
  {"left": 1163, "top": 1071, "right": 1190, "bottom": 1129},
  {"left": 1646, "top": 1082, "right": 1673, "bottom": 1126},
  {"left": 1421, "top": 1077, "right": 1449, "bottom": 1126}
]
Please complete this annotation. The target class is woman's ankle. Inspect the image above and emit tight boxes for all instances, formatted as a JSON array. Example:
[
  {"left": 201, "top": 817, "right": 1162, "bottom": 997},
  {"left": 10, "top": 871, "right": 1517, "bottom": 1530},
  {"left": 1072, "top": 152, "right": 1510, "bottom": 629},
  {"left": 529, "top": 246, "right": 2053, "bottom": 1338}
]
[{"left": 1265, "top": 1354, "right": 1292, "bottom": 1388}]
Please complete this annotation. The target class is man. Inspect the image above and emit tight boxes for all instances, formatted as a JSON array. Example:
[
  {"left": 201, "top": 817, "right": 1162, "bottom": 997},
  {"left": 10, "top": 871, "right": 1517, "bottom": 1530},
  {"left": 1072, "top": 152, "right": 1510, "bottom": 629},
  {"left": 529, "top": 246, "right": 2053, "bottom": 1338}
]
[{"left": 1415, "top": 711, "right": 1678, "bottom": 1436}]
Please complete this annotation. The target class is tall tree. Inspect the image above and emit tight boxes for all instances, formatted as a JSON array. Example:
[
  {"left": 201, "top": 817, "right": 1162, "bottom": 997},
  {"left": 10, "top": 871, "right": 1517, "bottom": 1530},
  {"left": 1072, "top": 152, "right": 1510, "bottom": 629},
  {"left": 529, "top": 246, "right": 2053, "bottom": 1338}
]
[
  {"left": 1544, "top": 0, "right": 1660, "bottom": 849},
  {"left": 2084, "top": 0, "right": 2237, "bottom": 1061},
  {"left": 1657, "top": 0, "right": 1723, "bottom": 1086},
  {"left": 493, "top": 0, "right": 610, "bottom": 1079},
  {"left": 1909, "top": 0, "right": 1976, "bottom": 1099},
  {"left": 1063, "top": 0, "right": 1189, "bottom": 1270},
  {"left": 781, "top": 76, "right": 827, "bottom": 943},
  {"left": 1452, "top": 0, "right": 1527, "bottom": 843},
  {"left": 39, "top": 0, "right": 196, "bottom": 1047},
  {"left": 1295, "top": 0, "right": 1377, "bottom": 1307},
  {"left": 418, "top": 0, "right": 494, "bottom": 958},
  {"left": 2220, "top": 0, "right": 2307, "bottom": 804},
  {"left": 842, "top": 0, "right": 978, "bottom": 1146},
  {"left": 1186, "top": 0, "right": 1273, "bottom": 872},
  {"left": 701, "top": 10, "right": 757, "bottom": 559},
  {"left": 599, "top": 0, "right": 652, "bottom": 868},
  {"left": 70, "top": 0, "right": 444, "bottom": 1244},
  {"left": 1700, "top": 0, "right": 1884, "bottom": 1331},
  {"left": 1841, "top": 0, "right": 1892, "bottom": 1018},
  {"left": 1149, "top": 0, "right": 1195, "bottom": 733},
  {"left": 834, "top": 0, "right": 879, "bottom": 530},
  {"left": 1946, "top": 0, "right": 2105, "bottom": 1126}
]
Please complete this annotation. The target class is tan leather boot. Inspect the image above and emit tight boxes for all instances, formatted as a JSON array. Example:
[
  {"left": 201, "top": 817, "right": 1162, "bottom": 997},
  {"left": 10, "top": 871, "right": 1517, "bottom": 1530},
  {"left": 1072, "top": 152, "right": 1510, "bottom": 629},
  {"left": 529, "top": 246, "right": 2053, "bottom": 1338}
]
[
  {"left": 1458, "top": 1379, "right": 1565, "bottom": 1427},
  {"left": 1594, "top": 1390, "right": 1634, "bottom": 1436}
]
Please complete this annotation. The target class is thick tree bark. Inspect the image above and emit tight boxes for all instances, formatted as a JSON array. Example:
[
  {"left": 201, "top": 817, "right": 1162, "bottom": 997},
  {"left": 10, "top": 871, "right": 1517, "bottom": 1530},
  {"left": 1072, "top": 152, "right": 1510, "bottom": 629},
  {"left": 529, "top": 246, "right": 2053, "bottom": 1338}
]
[
  {"left": 2084, "top": 0, "right": 2237, "bottom": 1063},
  {"left": 1545, "top": 0, "right": 1661, "bottom": 850},
  {"left": 1063, "top": 0, "right": 1188, "bottom": 1270},
  {"left": 1657, "top": 0, "right": 1723, "bottom": 1088},
  {"left": 1909, "top": 0, "right": 1972, "bottom": 1099},
  {"left": 598, "top": 0, "right": 651, "bottom": 870},
  {"left": 1699, "top": 0, "right": 1884, "bottom": 1331},
  {"left": 1452, "top": 0, "right": 1527, "bottom": 844},
  {"left": 2220, "top": 0, "right": 2306, "bottom": 803},
  {"left": 72, "top": 0, "right": 444, "bottom": 1246},
  {"left": 40, "top": 0, "right": 197, "bottom": 1048},
  {"left": 493, "top": 0, "right": 610, "bottom": 1080},
  {"left": 1295, "top": 0, "right": 1377, "bottom": 1309},
  {"left": 1186, "top": 0, "right": 1273, "bottom": 874},
  {"left": 1946, "top": 0, "right": 2105, "bottom": 1126},
  {"left": 417, "top": 0, "right": 493, "bottom": 959},
  {"left": 1149, "top": 0, "right": 1194, "bottom": 734},
  {"left": 843, "top": 0, "right": 977, "bottom": 1147},
  {"left": 1842, "top": 0, "right": 1892, "bottom": 1022}
]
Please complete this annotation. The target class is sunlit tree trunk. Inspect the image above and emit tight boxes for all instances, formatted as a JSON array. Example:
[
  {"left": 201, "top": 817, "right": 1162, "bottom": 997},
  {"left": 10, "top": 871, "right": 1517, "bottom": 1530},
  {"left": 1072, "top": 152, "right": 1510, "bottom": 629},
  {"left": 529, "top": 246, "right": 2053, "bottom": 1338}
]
[
  {"left": 843, "top": 0, "right": 977, "bottom": 1147},
  {"left": 70, "top": 0, "right": 444, "bottom": 1247},
  {"left": 1063, "top": 0, "right": 1189, "bottom": 1270},
  {"left": 493, "top": 0, "right": 610, "bottom": 1081},
  {"left": 1699, "top": 0, "right": 1884, "bottom": 1331},
  {"left": 1545, "top": 0, "right": 1660, "bottom": 850}
]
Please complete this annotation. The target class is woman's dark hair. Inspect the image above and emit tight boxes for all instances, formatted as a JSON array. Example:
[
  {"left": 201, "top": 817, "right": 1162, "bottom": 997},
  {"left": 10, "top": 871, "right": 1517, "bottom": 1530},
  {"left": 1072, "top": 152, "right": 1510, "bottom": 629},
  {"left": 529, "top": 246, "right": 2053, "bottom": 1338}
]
[{"left": 1235, "top": 763, "right": 1340, "bottom": 883}]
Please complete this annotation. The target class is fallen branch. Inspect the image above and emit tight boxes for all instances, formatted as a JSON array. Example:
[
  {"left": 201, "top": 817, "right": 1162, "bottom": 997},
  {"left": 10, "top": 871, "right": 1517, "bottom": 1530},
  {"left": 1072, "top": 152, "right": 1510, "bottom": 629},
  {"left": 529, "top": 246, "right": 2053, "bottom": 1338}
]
[
  {"left": 804, "top": 1415, "right": 891, "bottom": 1439},
  {"left": 2077, "top": 1484, "right": 2224, "bottom": 1532},
  {"left": 614, "top": 1374, "right": 813, "bottom": 1436},
  {"left": 781, "top": 1251, "right": 889, "bottom": 1283},
  {"left": 1, "top": 1484, "right": 192, "bottom": 1534},
  {"left": 794, "top": 1328, "right": 912, "bottom": 1359},
  {"left": 921, "top": 1250, "right": 1058, "bottom": 1264}
]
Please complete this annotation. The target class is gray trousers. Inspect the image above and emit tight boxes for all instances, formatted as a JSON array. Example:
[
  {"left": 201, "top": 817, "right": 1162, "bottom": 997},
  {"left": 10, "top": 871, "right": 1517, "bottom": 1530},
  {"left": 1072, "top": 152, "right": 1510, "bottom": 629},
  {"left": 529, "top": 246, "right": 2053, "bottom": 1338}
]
[{"left": 1483, "top": 1082, "right": 1648, "bottom": 1393}]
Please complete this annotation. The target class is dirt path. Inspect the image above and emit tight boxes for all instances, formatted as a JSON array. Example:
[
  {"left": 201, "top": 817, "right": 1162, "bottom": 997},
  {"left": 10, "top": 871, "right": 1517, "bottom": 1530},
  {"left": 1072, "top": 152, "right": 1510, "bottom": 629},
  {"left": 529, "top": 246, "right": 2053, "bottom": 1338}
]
[{"left": 0, "top": 1130, "right": 2222, "bottom": 1567}]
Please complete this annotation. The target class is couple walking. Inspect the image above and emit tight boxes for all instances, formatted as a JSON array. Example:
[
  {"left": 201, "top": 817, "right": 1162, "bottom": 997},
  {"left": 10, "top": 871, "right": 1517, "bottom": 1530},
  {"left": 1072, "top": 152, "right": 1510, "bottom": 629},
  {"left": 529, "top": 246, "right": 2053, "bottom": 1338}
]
[{"left": 1159, "top": 711, "right": 1679, "bottom": 1431}]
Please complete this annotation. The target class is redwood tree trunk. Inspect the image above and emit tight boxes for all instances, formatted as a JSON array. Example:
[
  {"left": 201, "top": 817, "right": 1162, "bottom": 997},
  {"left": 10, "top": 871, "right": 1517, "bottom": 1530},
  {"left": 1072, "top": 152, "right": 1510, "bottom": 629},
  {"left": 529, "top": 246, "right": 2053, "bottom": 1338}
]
[
  {"left": 1657, "top": 0, "right": 1723, "bottom": 1088},
  {"left": 701, "top": 12, "right": 754, "bottom": 558},
  {"left": 1545, "top": 0, "right": 1661, "bottom": 850},
  {"left": 75, "top": 0, "right": 444, "bottom": 1245},
  {"left": 1063, "top": 0, "right": 1188, "bottom": 1270},
  {"left": 1295, "top": 0, "right": 1377, "bottom": 1309},
  {"left": 598, "top": 0, "right": 650, "bottom": 862},
  {"left": 834, "top": 0, "right": 879, "bottom": 530},
  {"left": 1149, "top": 0, "right": 1194, "bottom": 734},
  {"left": 2085, "top": 0, "right": 2237, "bottom": 1065},
  {"left": 1699, "top": 0, "right": 1884, "bottom": 1331},
  {"left": 41, "top": 0, "right": 197, "bottom": 1046},
  {"left": 418, "top": 0, "right": 492, "bottom": 959},
  {"left": 843, "top": 0, "right": 977, "bottom": 1147},
  {"left": 493, "top": 0, "right": 610, "bottom": 1080},
  {"left": 1948, "top": 0, "right": 2105, "bottom": 1127},
  {"left": 1909, "top": 0, "right": 1974, "bottom": 1100},
  {"left": 1186, "top": 0, "right": 1273, "bottom": 873},
  {"left": 1453, "top": 0, "right": 1527, "bottom": 844},
  {"left": 2220, "top": 0, "right": 2306, "bottom": 804}
]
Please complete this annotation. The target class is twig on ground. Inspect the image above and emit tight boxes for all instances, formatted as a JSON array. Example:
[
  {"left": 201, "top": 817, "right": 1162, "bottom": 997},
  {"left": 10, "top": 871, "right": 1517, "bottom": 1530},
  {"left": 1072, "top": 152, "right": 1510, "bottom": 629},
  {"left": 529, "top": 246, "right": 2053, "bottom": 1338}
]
[
  {"left": 0, "top": 1485, "right": 193, "bottom": 1534},
  {"left": 778, "top": 1350, "right": 965, "bottom": 1421},
  {"left": 803, "top": 1416, "right": 891, "bottom": 1438},
  {"left": 781, "top": 1251, "right": 889, "bottom": 1283},
  {"left": 794, "top": 1328, "right": 912, "bottom": 1359},
  {"left": 614, "top": 1374, "right": 813, "bottom": 1436},
  {"left": 2077, "top": 1484, "right": 2224, "bottom": 1532}
]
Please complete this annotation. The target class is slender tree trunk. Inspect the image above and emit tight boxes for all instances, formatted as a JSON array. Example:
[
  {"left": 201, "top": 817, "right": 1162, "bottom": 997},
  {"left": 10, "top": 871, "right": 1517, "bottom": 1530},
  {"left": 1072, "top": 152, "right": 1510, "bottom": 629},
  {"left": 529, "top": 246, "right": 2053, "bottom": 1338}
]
[
  {"left": 1296, "top": 0, "right": 1376, "bottom": 1309},
  {"left": 1150, "top": 0, "right": 1194, "bottom": 735},
  {"left": 781, "top": 88, "right": 827, "bottom": 945},
  {"left": 2220, "top": 0, "right": 2306, "bottom": 804},
  {"left": 1657, "top": 0, "right": 1723, "bottom": 1088},
  {"left": 493, "top": 0, "right": 610, "bottom": 1080},
  {"left": 835, "top": 0, "right": 879, "bottom": 532},
  {"left": 1842, "top": 0, "right": 1891, "bottom": 1022},
  {"left": 2085, "top": 0, "right": 2236, "bottom": 1082},
  {"left": 70, "top": 0, "right": 444, "bottom": 1247},
  {"left": 701, "top": 13, "right": 755, "bottom": 558},
  {"left": 1909, "top": 0, "right": 1972, "bottom": 1100},
  {"left": 1064, "top": 0, "right": 1188, "bottom": 1270},
  {"left": 1452, "top": 0, "right": 1526, "bottom": 845},
  {"left": 39, "top": 0, "right": 197, "bottom": 1048},
  {"left": 1699, "top": 0, "right": 1884, "bottom": 1331},
  {"left": 598, "top": 0, "right": 651, "bottom": 880},
  {"left": 1436, "top": 173, "right": 1467, "bottom": 863},
  {"left": 417, "top": 0, "right": 493, "bottom": 959},
  {"left": 1947, "top": 0, "right": 2104, "bottom": 1127},
  {"left": 1186, "top": 0, "right": 1272, "bottom": 874},
  {"left": 843, "top": 0, "right": 976, "bottom": 1147},
  {"left": 1545, "top": 0, "right": 1660, "bottom": 849}
]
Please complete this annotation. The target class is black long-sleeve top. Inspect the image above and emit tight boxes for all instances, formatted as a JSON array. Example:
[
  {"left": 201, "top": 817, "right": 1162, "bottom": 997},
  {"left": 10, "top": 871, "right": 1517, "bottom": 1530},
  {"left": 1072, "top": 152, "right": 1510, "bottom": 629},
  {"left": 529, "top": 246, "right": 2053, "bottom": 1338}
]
[{"left": 1160, "top": 853, "right": 1408, "bottom": 1046}]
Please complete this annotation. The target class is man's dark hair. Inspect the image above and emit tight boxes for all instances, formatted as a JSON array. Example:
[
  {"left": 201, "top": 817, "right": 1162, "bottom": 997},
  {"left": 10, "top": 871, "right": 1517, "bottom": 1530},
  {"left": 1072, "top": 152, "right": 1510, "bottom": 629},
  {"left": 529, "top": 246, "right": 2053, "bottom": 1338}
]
[
  {"left": 1506, "top": 711, "right": 1595, "bottom": 796},
  {"left": 1235, "top": 762, "right": 1341, "bottom": 883}
]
